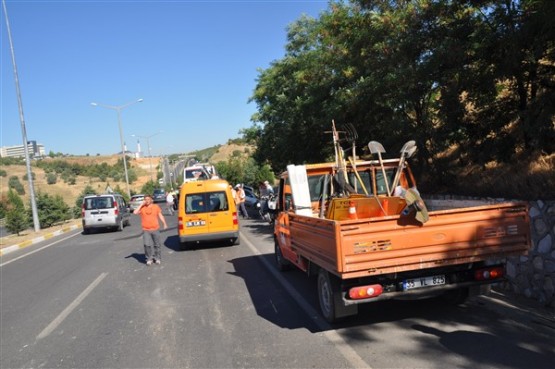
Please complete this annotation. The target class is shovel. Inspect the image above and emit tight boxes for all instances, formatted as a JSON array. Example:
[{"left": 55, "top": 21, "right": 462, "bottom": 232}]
[
  {"left": 390, "top": 140, "right": 416, "bottom": 195},
  {"left": 368, "top": 141, "right": 390, "bottom": 195}
]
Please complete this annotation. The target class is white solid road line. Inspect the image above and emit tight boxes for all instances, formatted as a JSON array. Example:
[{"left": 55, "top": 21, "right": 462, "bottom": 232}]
[
  {"left": 37, "top": 272, "right": 108, "bottom": 340},
  {"left": 240, "top": 230, "right": 372, "bottom": 369},
  {"left": 0, "top": 232, "right": 81, "bottom": 267}
]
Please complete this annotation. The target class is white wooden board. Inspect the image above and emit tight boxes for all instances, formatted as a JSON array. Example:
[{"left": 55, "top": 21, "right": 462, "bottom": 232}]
[{"left": 287, "top": 164, "right": 313, "bottom": 216}]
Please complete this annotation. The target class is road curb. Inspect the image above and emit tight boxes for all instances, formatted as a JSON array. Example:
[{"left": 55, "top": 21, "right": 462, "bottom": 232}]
[{"left": 0, "top": 223, "right": 82, "bottom": 257}]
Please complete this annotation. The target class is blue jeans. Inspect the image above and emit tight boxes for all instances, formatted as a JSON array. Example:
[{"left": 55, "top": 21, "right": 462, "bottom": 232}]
[{"left": 143, "top": 230, "right": 162, "bottom": 261}]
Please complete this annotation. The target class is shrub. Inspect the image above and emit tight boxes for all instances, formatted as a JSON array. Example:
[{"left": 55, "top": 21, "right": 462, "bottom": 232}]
[
  {"left": 8, "top": 176, "right": 25, "bottom": 195},
  {"left": 0, "top": 197, "right": 7, "bottom": 219},
  {"left": 23, "top": 172, "right": 36, "bottom": 180},
  {"left": 33, "top": 192, "right": 70, "bottom": 228},
  {"left": 5, "top": 189, "right": 29, "bottom": 235},
  {"left": 127, "top": 169, "right": 137, "bottom": 184},
  {"left": 46, "top": 172, "right": 57, "bottom": 185},
  {"left": 75, "top": 185, "right": 97, "bottom": 207}
]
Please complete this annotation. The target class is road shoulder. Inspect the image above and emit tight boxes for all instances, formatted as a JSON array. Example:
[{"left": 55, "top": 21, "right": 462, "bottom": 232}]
[{"left": 0, "top": 220, "right": 82, "bottom": 256}]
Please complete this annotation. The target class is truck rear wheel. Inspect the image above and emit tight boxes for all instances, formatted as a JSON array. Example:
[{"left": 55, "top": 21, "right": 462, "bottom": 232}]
[
  {"left": 317, "top": 269, "right": 358, "bottom": 323},
  {"left": 317, "top": 269, "right": 340, "bottom": 323},
  {"left": 274, "top": 239, "right": 291, "bottom": 271}
]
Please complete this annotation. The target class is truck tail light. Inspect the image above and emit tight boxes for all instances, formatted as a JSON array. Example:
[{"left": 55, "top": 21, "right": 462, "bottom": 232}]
[
  {"left": 232, "top": 212, "right": 238, "bottom": 225},
  {"left": 349, "top": 284, "right": 383, "bottom": 300},
  {"left": 474, "top": 266, "right": 504, "bottom": 281},
  {"left": 81, "top": 204, "right": 85, "bottom": 218},
  {"left": 178, "top": 217, "right": 183, "bottom": 231}
]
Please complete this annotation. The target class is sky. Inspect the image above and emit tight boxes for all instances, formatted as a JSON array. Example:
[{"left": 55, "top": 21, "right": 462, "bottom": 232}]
[{"left": 1, "top": 0, "right": 329, "bottom": 156}]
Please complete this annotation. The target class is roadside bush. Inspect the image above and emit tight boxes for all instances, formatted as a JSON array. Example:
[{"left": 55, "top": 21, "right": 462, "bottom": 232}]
[
  {"left": 23, "top": 172, "right": 36, "bottom": 180},
  {"left": 33, "top": 192, "right": 70, "bottom": 228},
  {"left": 46, "top": 172, "right": 57, "bottom": 185},
  {"left": 5, "top": 189, "right": 29, "bottom": 235},
  {"left": 0, "top": 196, "right": 7, "bottom": 219},
  {"left": 8, "top": 176, "right": 25, "bottom": 195},
  {"left": 127, "top": 169, "right": 137, "bottom": 184},
  {"left": 113, "top": 185, "right": 129, "bottom": 202},
  {"left": 0, "top": 169, "right": 7, "bottom": 177},
  {"left": 71, "top": 185, "right": 97, "bottom": 218}
]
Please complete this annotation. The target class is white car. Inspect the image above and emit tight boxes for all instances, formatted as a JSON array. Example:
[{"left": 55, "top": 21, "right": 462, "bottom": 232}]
[
  {"left": 129, "top": 194, "right": 145, "bottom": 211},
  {"left": 82, "top": 194, "right": 130, "bottom": 234}
]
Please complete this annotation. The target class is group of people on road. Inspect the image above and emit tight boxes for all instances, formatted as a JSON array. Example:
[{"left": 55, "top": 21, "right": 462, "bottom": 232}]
[{"left": 135, "top": 181, "right": 273, "bottom": 266}]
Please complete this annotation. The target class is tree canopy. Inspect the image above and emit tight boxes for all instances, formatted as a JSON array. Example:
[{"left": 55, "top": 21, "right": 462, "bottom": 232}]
[{"left": 249, "top": 0, "right": 554, "bottom": 198}]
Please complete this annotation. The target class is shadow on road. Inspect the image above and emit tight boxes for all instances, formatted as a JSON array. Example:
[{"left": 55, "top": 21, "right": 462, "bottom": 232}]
[
  {"left": 413, "top": 323, "right": 554, "bottom": 368},
  {"left": 227, "top": 239, "right": 555, "bottom": 369},
  {"left": 124, "top": 252, "right": 147, "bottom": 264}
]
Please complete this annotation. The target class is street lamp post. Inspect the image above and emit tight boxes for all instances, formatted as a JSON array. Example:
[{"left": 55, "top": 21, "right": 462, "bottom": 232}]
[
  {"left": 132, "top": 131, "right": 161, "bottom": 182},
  {"left": 91, "top": 99, "right": 143, "bottom": 198}
]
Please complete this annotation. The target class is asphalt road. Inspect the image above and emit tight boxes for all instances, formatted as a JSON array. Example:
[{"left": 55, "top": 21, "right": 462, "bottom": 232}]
[{"left": 1, "top": 211, "right": 554, "bottom": 368}]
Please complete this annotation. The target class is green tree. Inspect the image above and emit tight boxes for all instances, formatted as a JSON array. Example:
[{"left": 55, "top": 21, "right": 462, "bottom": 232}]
[
  {"left": 255, "top": 164, "right": 276, "bottom": 185},
  {"left": 112, "top": 185, "right": 129, "bottom": 202},
  {"left": 141, "top": 180, "right": 158, "bottom": 196},
  {"left": 250, "top": 0, "right": 554, "bottom": 195},
  {"left": 215, "top": 156, "right": 261, "bottom": 187},
  {"left": 33, "top": 193, "right": 70, "bottom": 228},
  {"left": 5, "top": 189, "right": 29, "bottom": 235},
  {"left": 127, "top": 168, "right": 138, "bottom": 184},
  {"left": 75, "top": 185, "right": 97, "bottom": 207},
  {"left": 72, "top": 185, "right": 97, "bottom": 218}
]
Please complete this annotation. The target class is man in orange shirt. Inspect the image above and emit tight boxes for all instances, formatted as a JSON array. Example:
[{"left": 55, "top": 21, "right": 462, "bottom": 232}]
[{"left": 134, "top": 194, "right": 168, "bottom": 265}]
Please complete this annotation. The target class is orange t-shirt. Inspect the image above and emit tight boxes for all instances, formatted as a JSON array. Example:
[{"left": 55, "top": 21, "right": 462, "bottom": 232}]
[{"left": 138, "top": 204, "right": 162, "bottom": 231}]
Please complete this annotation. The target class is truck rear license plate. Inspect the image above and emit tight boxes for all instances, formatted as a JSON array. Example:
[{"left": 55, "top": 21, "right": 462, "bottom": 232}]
[
  {"left": 186, "top": 220, "right": 206, "bottom": 227},
  {"left": 403, "top": 275, "right": 445, "bottom": 290}
]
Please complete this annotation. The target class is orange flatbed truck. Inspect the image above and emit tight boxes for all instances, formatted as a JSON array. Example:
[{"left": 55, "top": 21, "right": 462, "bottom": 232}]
[{"left": 273, "top": 159, "right": 531, "bottom": 322}]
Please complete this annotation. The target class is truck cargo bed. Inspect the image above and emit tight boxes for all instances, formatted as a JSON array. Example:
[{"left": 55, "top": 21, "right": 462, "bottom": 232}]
[{"left": 288, "top": 202, "right": 530, "bottom": 279}]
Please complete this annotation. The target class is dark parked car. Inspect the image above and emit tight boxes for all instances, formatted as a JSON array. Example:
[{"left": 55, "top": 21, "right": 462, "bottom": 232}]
[
  {"left": 243, "top": 187, "right": 259, "bottom": 208},
  {"left": 153, "top": 189, "right": 166, "bottom": 203}
]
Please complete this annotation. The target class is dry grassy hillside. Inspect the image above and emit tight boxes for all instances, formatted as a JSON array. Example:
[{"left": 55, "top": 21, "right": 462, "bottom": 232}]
[
  {"left": 1, "top": 156, "right": 160, "bottom": 208},
  {"left": 209, "top": 143, "right": 255, "bottom": 163},
  {"left": 1, "top": 143, "right": 251, "bottom": 209}
]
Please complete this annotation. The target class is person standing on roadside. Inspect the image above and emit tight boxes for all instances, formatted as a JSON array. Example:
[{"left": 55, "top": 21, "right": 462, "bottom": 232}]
[
  {"left": 166, "top": 191, "right": 175, "bottom": 215},
  {"left": 258, "top": 180, "right": 274, "bottom": 213},
  {"left": 134, "top": 194, "right": 168, "bottom": 265},
  {"left": 235, "top": 184, "right": 249, "bottom": 219}
]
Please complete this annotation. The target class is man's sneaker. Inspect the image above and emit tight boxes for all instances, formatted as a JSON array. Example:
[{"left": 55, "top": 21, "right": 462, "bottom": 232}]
[
  {"left": 146, "top": 260, "right": 153, "bottom": 266},
  {"left": 155, "top": 260, "right": 161, "bottom": 265}
]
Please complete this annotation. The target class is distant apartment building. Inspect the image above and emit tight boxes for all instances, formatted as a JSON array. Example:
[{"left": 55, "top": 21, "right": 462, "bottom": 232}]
[{"left": 0, "top": 141, "right": 45, "bottom": 158}]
